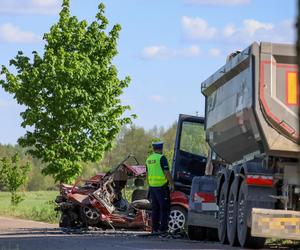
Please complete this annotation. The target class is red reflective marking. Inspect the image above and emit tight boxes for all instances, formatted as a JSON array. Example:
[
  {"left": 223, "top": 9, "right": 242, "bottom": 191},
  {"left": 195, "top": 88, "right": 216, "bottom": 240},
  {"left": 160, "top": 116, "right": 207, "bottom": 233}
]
[
  {"left": 276, "top": 63, "right": 298, "bottom": 69},
  {"left": 260, "top": 61, "right": 299, "bottom": 140},
  {"left": 259, "top": 61, "right": 280, "bottom": 123},
  {"left": 193, "top": 192, "right": 215, "bottom": 203},
  {"left": 246, "top": 176, "right": 274, "bottom": 186}
]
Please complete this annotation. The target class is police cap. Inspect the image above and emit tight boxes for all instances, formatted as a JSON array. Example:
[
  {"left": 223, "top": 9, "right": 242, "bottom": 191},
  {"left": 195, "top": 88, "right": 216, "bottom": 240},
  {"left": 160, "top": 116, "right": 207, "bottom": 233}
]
[{"left": 152, "top": 141, "right": 164, "bottom": 149}]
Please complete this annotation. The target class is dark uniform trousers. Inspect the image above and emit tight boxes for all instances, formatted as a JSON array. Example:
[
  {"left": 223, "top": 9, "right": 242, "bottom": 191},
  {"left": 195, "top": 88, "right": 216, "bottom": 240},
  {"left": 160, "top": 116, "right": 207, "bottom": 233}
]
[{"left": 149, "top": 185, "right": 170, "bottom": 232}]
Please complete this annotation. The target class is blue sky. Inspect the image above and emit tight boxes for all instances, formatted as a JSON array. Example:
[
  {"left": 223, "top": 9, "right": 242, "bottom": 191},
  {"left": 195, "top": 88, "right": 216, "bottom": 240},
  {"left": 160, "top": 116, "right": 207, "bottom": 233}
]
[{"left": 0, "top": 0, "right": 297, "bottom": 144}]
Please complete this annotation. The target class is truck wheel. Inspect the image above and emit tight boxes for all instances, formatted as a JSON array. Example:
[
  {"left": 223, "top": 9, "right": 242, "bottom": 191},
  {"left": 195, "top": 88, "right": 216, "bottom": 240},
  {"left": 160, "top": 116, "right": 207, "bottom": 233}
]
[
  {"left": 188, "top": 225, "right": 206, "bottom": 241},
  {"left": 226, "top": 180, "right": 239, "bottom": 246},
  {"left": 237, "top": 180, "right": 266, "bottom": 249},
  {"left": 169, "top": 206, "right": 187, "bottom": 233},
  {"left": 218, "top": 182, "right": 228, "bottom": 244}
]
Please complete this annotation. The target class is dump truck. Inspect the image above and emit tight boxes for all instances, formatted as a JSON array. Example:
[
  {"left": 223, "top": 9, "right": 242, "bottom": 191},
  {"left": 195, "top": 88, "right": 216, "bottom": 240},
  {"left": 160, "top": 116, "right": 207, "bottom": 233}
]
[{"left": 199, "top": 42, "right": 300, "bottom": 248}]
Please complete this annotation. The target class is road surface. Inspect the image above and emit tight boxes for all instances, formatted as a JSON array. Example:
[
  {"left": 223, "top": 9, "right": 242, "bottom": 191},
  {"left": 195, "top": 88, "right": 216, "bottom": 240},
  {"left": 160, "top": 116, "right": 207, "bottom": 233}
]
[{"left": 0, "top": 216, "right": 298, "bottom": 250}]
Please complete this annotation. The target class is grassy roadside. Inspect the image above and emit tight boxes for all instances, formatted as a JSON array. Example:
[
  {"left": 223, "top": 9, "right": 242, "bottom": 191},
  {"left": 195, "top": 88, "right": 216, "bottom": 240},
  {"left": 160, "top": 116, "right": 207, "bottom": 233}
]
[
  {"left": 0, "top": 191, "right": 59, "bottom": 224},
  {"left": 0, "top": 188, "right": 134, "bottom": 224}
]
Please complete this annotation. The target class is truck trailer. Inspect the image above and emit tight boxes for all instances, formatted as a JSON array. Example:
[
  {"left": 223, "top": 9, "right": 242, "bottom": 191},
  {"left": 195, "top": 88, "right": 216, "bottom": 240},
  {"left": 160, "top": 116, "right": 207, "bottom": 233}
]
[{"left": 200, "top": 42, "right": 300, "bottom": 248}]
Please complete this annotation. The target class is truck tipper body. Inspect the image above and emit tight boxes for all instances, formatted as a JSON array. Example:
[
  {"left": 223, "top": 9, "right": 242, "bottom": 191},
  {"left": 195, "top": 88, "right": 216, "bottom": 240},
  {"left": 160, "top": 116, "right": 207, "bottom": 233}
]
[{"left": 200, "top": 42, "right": 300, "bottom": 247}]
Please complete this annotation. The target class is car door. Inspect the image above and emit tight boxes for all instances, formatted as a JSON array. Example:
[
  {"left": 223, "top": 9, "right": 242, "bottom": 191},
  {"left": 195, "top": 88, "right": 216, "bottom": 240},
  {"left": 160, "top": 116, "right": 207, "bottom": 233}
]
[{"left": 171, "top": 114, "right": 208, "bottom": 194}]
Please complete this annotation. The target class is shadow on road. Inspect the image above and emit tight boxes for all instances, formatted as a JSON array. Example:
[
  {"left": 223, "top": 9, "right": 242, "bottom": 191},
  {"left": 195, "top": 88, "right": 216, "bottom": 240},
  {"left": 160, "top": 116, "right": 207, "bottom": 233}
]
[{"left": 0, "top": 227, "right": 299, "bottom": 250}]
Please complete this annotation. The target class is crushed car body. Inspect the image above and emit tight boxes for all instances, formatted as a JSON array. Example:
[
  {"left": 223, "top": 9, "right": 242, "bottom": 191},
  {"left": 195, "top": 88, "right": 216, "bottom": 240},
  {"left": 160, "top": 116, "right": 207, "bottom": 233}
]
[{"left": 55, "top": 155, "right": 151, "bottom": 231}]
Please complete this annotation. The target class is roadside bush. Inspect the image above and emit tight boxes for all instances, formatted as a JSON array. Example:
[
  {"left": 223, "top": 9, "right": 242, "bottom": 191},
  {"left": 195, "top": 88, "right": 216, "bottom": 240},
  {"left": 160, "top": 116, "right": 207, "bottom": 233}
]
[
  {"left": 0, "top": 153, "right": 31, "bottom": 206},
  {"left": 27, "top": 200, "right": 57, "bottom": 223}
]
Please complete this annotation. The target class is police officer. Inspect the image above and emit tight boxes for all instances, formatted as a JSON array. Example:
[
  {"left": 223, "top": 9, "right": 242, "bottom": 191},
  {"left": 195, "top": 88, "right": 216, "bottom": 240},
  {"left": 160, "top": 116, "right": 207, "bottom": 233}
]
[{"left": 146, "top": 141, "right": 174, "bottom": 235}]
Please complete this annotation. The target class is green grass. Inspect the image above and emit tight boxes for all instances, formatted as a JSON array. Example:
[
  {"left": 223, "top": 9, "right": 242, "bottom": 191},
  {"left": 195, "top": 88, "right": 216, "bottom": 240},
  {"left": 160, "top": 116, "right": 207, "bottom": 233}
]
[
  {"left": 266, "top": 238, "right": 300, "bottom": 248},
  {"left": 0, "top": 186, "right": 139, "bottom": 224},
  {"left": 0, "top": 191, "right": 59, "bottom": 224}
]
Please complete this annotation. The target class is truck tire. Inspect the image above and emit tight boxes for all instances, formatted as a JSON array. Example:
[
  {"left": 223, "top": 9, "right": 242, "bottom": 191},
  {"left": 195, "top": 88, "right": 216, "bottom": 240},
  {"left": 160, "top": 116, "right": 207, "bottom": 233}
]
[
  {"left": 226, "top": 179, "right": 239, "bottom": 246},
  {"left": 218, "top": 182, "right": 228, "bottom": 244},
  {"left": 237, "top": 180, "right": 266, "bottom": 249},
  {"left": 188, "top": 225, "right": 206, "bottom": 241}
]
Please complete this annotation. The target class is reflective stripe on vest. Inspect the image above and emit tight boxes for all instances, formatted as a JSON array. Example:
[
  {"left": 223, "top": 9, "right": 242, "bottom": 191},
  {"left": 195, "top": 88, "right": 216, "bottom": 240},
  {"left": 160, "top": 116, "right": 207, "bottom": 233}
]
[{"left": 146, "top": 153, "right": 168, "bottom": 187}]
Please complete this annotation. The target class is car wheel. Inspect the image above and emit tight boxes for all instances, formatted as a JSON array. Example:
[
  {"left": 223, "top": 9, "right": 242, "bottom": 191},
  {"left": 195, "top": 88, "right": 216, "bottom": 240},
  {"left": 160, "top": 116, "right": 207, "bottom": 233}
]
[
  {"left": 237, "top": 180, "right": 265, "bottom": 249},
  {"left": 82, "top": 206, "right": 100, "bottom": 226},
  {"left": 218, "top": 181, "right": 228, "bottom": 244},
  {"left": 168, "top": 206, "right": 187, "bottom": 233},
  {"left": 226, "top": 179, "right": 239, "bottom": 246},
  {"left": 188, "top": 225, "right": 206, "bottom": 240}
]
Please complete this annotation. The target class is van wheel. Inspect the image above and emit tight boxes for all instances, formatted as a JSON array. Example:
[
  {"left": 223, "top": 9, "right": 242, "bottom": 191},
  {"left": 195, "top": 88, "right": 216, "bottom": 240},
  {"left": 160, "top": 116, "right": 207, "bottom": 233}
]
[
  {"left": 169, "top": 206, "right": 187, "bottom": 233},
  {"left": 218, "top": 182, "right": 228, "bottom": 244},
  {"left": 188, "top": 225, "right": 206, "bottom": 240},
  {"left": 237, "top": 180, "right": 265, "bottom": 249}
]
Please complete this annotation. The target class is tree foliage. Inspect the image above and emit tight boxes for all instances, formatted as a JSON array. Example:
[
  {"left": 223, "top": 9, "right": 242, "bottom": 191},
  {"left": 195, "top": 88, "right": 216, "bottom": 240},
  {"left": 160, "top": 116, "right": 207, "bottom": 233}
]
[
  {"left": 0, "top": 120, "right": 206, "bottom": 191},
  {"left": 0, "top": 0, "right": 134, "bottom": 182},
  {"left": 101, "top": 123, "right": 178, "bottom": 170},
  {"left": 0, "top": 154, "right": 31, "bottom": 206},
  {"left": 0, "top": 144, "right": 56, "bottom": 191},
  {"left": 180, "top": 121, "right": 208, "bottom": 157}
]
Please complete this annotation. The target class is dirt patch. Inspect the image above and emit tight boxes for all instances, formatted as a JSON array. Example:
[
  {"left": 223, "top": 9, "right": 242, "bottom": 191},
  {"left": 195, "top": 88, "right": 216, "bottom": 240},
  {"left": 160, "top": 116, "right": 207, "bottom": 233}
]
[{"left": 0, "top": 216, "right": 57, "bottom": 237}]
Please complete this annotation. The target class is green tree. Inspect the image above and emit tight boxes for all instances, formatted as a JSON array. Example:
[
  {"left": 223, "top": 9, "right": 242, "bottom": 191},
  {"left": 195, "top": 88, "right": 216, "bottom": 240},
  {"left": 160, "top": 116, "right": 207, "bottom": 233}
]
[
  {"left": 102, "top": 125, "right": 153, "bottom": 168},
  {"left": 101, "top": 123, "right": 178, "bottom": 171},
  {"left": 180, "top": 121, "right": 208, "bottom": 157},
  {"left": 0, "top": 154, "right": 31, "bottom": 206},
  {"left": 161, "top": 122, "right": 177, "bottom": 165},
  {"left": 0, "top": 1, "right": 134, "bottom": 183}
]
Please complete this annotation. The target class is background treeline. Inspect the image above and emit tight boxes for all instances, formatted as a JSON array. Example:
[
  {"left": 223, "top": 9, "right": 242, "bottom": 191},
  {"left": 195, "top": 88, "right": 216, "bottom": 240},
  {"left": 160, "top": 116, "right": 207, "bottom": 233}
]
[{"left": 0, "top": 123, "right": 177, "bottom": 191}]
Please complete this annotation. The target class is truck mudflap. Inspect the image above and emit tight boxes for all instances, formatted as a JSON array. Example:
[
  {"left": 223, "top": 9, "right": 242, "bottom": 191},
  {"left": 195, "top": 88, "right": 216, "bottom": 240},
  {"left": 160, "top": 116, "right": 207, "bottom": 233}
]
[{"left": 251, "top": 208, "right": 300, "bottom": 240}]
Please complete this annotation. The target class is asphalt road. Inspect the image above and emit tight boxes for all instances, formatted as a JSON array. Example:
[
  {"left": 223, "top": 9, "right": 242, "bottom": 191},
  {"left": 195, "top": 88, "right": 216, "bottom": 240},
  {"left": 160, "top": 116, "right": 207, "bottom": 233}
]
[{"left": 0, "top": 217, "right": 298, "bottom": 250}]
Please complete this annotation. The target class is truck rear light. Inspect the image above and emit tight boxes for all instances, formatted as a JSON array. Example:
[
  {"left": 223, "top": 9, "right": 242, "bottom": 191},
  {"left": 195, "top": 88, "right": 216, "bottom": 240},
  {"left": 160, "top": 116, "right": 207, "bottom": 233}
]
[
  {"left": 246, "top": 175, "right": 274, "bottom": 187},
  {"left": 193, "top": 192, "right": 215, "bottom": 203}
]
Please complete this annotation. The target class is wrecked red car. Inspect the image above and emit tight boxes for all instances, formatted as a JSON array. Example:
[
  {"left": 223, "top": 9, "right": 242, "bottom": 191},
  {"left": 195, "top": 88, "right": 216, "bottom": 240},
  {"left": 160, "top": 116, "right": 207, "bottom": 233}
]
[
  {"left": 55, "top": 155, "right": 151, "bottom": 230},
  {"left": 55, "top": 155, "right": 188, "bottom": 232}
]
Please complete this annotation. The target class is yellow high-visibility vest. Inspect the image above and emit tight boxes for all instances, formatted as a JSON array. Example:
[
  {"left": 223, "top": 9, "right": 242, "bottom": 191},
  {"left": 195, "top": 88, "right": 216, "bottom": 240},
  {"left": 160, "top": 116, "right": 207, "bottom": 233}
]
[{"left": 146, "top": 153, "right": 168, "bottom": 187}]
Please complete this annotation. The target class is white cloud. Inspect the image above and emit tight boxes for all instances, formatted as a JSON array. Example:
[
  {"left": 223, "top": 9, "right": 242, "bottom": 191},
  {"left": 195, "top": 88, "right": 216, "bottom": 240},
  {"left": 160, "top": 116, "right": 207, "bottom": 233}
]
[
  {"left": 0, "top": 23, "right": 41, "bottom": 43},
  {"left": 223, "top": 24, "right": 236, "bottom": 38},
  {"left": 181, "top": 16, "right": 217, "bottom": 40},
  {"left": 150, "top": 95, "right": 166, "bottom": 103},
  {"left": 142, "top": 45, "right": 201, "bottom": 60},
  {"left": 142, "top": 46, "right": 173, "bottom": 60},
  {"left": 223, "top": 19, "right": 294, "bottom": 44},
  {"left": 184, "top": 0, "right": 250, "bottom": 5},
  {"left": 242, "top": 19, "right": 273, "bottom": 38},
  {"left": 0, "top": 0, "right": 61, "bottom": 15},
  {"left": 149, "top": 95, "right": 177, "bottom": 104},
  {"left": 180, "top": 15, "right": 294, "bottom": 44},
  {"left": 180, "top": 45, "right": 201, "bottom": 57},
  {"left": 209, "top": 48, "right": 221, "bottom": 57}
]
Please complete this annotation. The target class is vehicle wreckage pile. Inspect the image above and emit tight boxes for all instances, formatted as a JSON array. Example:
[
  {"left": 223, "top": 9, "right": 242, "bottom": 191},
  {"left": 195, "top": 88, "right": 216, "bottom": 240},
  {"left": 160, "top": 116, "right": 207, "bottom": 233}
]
[{"left": 55, "top": 155, "right": 153, "bottom": 231}]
